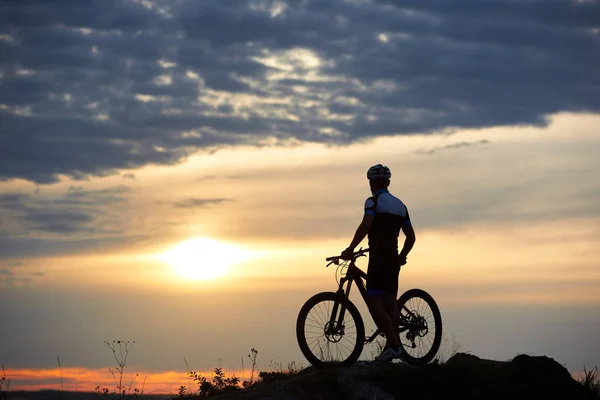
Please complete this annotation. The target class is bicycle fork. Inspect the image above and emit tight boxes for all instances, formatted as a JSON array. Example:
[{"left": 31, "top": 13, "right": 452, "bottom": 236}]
[{"left": 326, "top": 278, "right": 353, "bottom": 337}]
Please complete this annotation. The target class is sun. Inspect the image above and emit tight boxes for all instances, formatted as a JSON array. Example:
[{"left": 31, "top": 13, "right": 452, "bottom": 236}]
[{"left": 158, "top": 237, "right": 252, "bottom": 280}]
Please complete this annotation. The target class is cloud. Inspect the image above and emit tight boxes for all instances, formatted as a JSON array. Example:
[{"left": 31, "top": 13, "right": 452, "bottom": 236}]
[
  {"left": 195, "top": 175, "right": 217, "bottom": 182},
  {"left": 0, "top": 185, "right": 130, "bottom": 235},
  {"left": 416, "top": 139, "right": 490, "bottom": 155},
  {"left": 0, "top": 193, "right": 29, "bottom": 209},
  {"left": 122, "top": 172, "right": 136, "bottom": 180},
  {"left": 0, "top": 235, "right": 151, "bottom": 259},
  {"left": 195, "top": 174, "right": 246, "bottom": 181},
  {"left": 171, "top": 197, "right": 232, "bottom": 208},
  {"left": 60, "top": 185, "right": 130, "bottom": 206},
  {"left": 0, "top": 261, "right": 43, "bottom": 287},
  {"left": 21, "top": 208, "right": 96, "bottom": 234},
  {"left": 0, "top": 275, "right": 33, "bottom": 287},
  {"left": 1, "top": 0, "right": 599, "bottom": 183},
  {"left": 8, "top": 261, "right": 25, "bottom": 267}
]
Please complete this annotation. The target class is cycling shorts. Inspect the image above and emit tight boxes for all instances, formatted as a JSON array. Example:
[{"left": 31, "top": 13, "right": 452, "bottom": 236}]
[{"left": 366, "top": 252, "right": 401, "bottom": 296}]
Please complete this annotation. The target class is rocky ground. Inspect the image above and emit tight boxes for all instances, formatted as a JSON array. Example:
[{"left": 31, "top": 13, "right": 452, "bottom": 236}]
[{"left": 211, "top": 353, "right": 599, "bottom": 400}]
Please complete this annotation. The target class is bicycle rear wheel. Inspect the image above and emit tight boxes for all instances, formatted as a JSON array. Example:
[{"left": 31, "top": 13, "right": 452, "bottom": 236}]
[
  {"left": 397, "top": 288, "right": 442, "bottom": 365},
  {"left": 296, "top": 292, "right": 365, "bottom": 367}
]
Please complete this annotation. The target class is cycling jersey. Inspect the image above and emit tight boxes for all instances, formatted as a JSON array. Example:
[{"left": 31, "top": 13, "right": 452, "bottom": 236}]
[
  {"left": 364, "top": 188, "right": 411, "bottom": 295},
  {"left": 364, "top": 189, "right": 411, "bottom": 255}
]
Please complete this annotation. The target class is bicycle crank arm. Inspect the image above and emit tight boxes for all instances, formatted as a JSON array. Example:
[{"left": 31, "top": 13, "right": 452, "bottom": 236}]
[{"left": 364, "top": 330, "right": 382, "bottom": 343}]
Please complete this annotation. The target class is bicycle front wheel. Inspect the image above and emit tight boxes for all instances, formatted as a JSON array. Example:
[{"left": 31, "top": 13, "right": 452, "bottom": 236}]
[
  {"left": 397, "top": 288, "right": 443, "bottom": 365},
  {"left": 296, "top": 292, "right": 365, "bottom": 367}
]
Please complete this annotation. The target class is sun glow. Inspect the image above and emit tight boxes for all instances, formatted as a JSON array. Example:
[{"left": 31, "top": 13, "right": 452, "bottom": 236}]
[{"left": 158, "top": 237, "right": 252, "bottom": 280}]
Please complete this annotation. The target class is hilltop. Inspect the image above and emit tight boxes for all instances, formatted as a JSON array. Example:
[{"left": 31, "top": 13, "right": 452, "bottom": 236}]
[{"left": 212, "top": 353, "right": 598, "bottom": 400}]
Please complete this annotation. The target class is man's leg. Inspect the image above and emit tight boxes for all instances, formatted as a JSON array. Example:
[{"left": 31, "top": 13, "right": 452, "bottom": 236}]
[
  {"left": 367, "top": 294, "right": 400, "bottom": 348},
  {"left": 384, "top": 293, "right": 401, "bottom": 340},
  {"left": 383, "top": 261, "right": 402, "bottom": 340},
  {"left": 367, "top": 257, "right": 401, "bottom": 356}
]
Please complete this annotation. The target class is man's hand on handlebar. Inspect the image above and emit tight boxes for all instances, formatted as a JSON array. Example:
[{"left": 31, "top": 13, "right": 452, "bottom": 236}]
[{"left": 340, "top": 247, "right": 354, "bottom": 261}]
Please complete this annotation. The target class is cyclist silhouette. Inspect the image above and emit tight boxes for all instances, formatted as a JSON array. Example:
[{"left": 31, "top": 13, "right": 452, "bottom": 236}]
[{"left": 340, "top": 164, "right": 416, "bottom": 362}]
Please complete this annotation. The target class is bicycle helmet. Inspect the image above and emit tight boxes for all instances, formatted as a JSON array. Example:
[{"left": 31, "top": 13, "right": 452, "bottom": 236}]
[{"left": 366, "top": 164, "right": 391, "bottom": 180}]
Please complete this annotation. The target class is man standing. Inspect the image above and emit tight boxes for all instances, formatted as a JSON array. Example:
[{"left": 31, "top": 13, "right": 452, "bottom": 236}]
[{"left": 341, "top": 164, "right": 416, "bottom": 362}]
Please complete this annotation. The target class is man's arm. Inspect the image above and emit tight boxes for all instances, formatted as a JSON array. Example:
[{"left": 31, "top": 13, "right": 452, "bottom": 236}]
[
  {"left": 348, "top": 213, "right": 374, "bottom": 250},
  {"left": 399, "top": 213, "right": 416, "bottom": 260},
  {"left": 342, "top": 214, "right": 374, "bottom": 259}
]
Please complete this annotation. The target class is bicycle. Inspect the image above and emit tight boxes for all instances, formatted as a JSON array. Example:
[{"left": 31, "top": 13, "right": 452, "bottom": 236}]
[{"left": 296, "top": 248, "right": 442, "bottom": 367}]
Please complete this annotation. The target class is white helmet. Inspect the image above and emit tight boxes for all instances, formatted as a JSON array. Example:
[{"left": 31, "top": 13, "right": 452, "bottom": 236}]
[{"left": 367, "top": 164, "right": 391, "bottom": 180}]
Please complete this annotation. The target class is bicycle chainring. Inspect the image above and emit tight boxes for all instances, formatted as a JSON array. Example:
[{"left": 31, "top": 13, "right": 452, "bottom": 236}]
[{"left": 405, "top": 311, "right": 429, "bottom": 341}]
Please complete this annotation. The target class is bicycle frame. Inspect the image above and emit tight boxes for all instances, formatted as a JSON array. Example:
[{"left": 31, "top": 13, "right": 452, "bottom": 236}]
[{"left": 328, "top": 255, "right": 419, "bottom": 345}]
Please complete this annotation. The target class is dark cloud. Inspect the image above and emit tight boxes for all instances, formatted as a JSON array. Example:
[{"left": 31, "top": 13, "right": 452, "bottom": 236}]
[
  {"left": 1, "top": 0, "right": 598, "bottom": 183},
  {"left": 0, "top": 193, "right": 29, "bottom": 209},
  {"left": 60, "top": 185, "right": 130, "bottom": 206},
  {"left": 417, "top": 139, "right": 490, "bottom": 155},
  {"left": 21, "top": 208, "right": 96, "bottom": 234},
  {"left": 0, "top": 234, "right": 151, "bottom": 258},
  {"left": 0, "top": 185, "right": 130, "bottom": 234},
  {"left": 122, "top": 172, "right": 136, "bottom": 180},
  {"left": 171, "top": 197, "right": 232, "bottom": 208}
]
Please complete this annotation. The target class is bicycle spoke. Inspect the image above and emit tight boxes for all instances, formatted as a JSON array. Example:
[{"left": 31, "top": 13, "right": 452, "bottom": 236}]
[
  {"left": 305, "top": 321, "right": 323, "bottom": 329},
  {"left": 308, "top": 337, "right": 324, "bottom": 353},
  {"left": 338, "top": 339, "right": 354, "bottom": 355},
  {"left": 315, "top": 303, "right": 328, "bottom": 325},
  {"left": 307, "top": 313, "right": 323, "bottom": 327},
  {"left": 315, "top": 302, "right": 328, "bottom": 326}
]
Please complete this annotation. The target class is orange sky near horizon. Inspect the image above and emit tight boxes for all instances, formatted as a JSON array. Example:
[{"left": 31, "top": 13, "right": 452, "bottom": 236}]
[{"left": 2, "top": 366, "right": 254, "bottom": 394}]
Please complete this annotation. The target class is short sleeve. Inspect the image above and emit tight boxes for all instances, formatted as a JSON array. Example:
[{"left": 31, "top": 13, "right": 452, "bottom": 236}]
[{"left": 364, "top": 197, "right": 376, "bottom": 216}]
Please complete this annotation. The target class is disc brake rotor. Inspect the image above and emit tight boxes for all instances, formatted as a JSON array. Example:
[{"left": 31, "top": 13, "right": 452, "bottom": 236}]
[{"left": 324, "top": 321, "right": 345, "bottom": 343}]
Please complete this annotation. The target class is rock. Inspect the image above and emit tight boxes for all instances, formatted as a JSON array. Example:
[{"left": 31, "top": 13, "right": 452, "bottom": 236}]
[{"left": 207, "top": 354, "right": 600, "bottom": 399}]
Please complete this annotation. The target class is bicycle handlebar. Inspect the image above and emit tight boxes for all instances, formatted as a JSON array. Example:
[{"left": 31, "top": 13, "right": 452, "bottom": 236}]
[{"left": 325, "top": 248, "right": 369, "bottom": 266}]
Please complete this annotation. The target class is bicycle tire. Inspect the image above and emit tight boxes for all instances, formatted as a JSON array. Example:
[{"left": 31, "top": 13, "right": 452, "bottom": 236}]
[
  {"left": 296, "top": 292, "right": 365, "bottom": 367},
  {"left": 397, "top": 288, "right": 443, "bottom": 365}
]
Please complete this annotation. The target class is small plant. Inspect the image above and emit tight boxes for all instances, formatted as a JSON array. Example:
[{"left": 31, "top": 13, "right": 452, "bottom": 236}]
[
  {"left": 435, "top": 333, "right": 461, "bottom": 364},
  {"left": 174, "top": 385, "right": 187, "bottom": 399},
  {"left": 104, "top": 340, "right": 141, "bottom": 398},
  {"left": 242, "top": 348, "right": 259, "bottom": 388},
  {"left": 57, "top": 356, "right": 65, "bottom": 400},
  {"left": 1, "top": 364, "right": 10, "bottom": 400},
  {"left": 257, "top": 360, "right": 302, "bottom": 383},
  {"left": 578, "top": 365, "right": 600, "bottom": 396},
  {"left": 94, "top": 385, "right": 110, "bottom": 397},
  {"left": 188, "top": 367, "right": 241, "bottom": 396}
]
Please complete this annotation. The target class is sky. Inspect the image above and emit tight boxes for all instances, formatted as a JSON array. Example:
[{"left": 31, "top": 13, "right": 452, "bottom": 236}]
[{"left": 1, "top": 0, "right": 599, "bottom": 394}]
